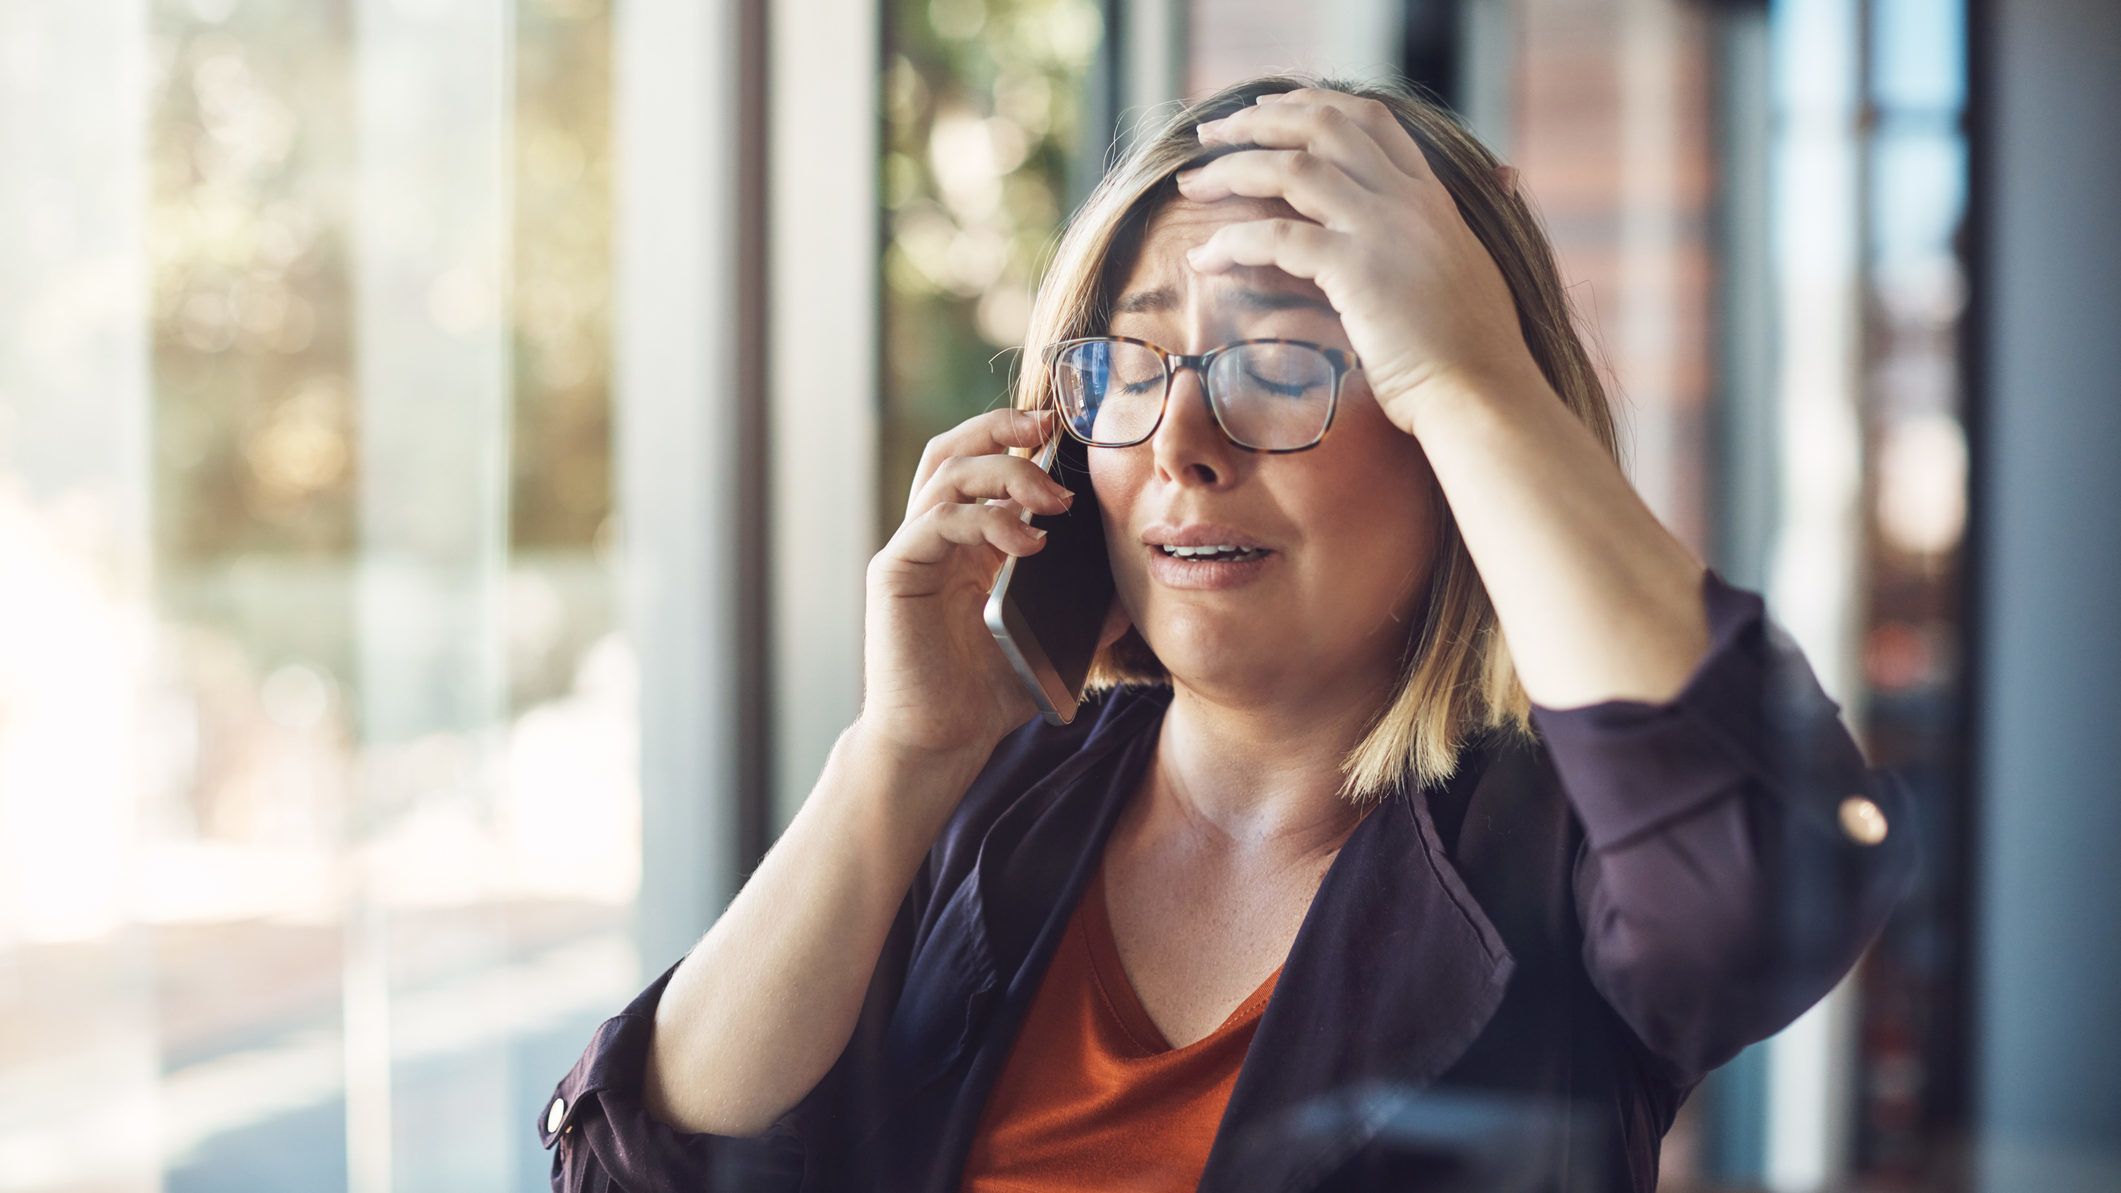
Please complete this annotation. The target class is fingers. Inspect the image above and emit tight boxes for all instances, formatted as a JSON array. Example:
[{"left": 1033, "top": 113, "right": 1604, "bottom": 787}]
[
  {"left": 907, "top": 451, "right": 1074, "bottom": 523},
  {"left": 909, "top": 406, "right": 1057, "bottom": 503},
  {"left": 1248, "top": 88, "right": 1438, "bottom": 185},
  {"left": 886, "top": 498, "right": 1048, "bottom": 569},
  {"left": 883, "top": 406, "right": 1073, "bottom": 579},
  {"left": 1175, "top": 148, "right": 1362, "bottom": 230},
  {"left": 1232, "top": 89, "right": 1523, "bottom": 208},
  {"left": 1194, "top": 99, "right": 1402, "bottom": 193},
  {"left": 1185, "top": 217, "right": 1345, "bottom": 282}
]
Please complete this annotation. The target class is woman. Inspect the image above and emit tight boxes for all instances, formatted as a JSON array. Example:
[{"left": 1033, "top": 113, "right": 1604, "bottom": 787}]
[{"left": 537, "top": 75, "right": 1918, "bottom": 1193}]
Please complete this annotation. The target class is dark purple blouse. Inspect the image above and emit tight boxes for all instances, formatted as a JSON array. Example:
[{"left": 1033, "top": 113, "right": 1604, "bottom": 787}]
[{"left": 537, "top": 566, "right": 1921, "bottom": 1192}]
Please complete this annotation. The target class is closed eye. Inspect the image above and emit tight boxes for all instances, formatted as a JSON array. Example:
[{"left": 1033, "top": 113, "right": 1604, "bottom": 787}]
[{"left": 1240, "top": 366, "right": 1317, "bottom": 398}]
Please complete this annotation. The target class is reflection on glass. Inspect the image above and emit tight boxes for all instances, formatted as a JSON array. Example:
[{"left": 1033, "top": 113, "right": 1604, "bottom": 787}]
[{"left": 2, "top": 1, "right": 637, "bottom": 1189}]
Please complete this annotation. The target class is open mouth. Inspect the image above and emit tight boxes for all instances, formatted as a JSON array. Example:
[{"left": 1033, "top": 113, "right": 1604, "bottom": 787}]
[{"left": 1155, "top": 544, "right": 1273, "bottom": 563}]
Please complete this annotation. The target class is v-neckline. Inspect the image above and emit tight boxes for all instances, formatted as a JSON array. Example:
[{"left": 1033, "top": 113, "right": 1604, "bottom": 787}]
[{"left": 1078, "top": 854, "right": 1283, "bottom": 1056}]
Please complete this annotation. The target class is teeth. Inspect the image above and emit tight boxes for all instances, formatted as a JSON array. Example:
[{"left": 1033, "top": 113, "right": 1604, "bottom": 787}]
[{"left": 1159, "top": 544, "right": 1264, "bottom": 559}]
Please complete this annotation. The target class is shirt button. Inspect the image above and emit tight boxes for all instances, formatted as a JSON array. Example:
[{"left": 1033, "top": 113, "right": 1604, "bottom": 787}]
[
  {"left": 547, "top": 1096, "right": 568, "bottom": 1135},
  {"left": 1838, "top": 795, "right": 1888, "bottom": 845}
]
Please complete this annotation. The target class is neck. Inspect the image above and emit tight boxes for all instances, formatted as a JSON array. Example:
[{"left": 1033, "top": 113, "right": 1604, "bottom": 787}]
[{"left": 1145, "top": 660, "right": 1400, "bottom": 862}]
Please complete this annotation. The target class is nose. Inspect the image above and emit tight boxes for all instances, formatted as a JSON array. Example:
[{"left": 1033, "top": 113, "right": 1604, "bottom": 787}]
[{"left": 1148, "top": 360, "right": 1242, "bottom": 488}]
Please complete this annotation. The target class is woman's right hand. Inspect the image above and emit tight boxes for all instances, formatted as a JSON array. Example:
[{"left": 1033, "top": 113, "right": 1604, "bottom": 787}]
[
  {"left": 854, "top": 406, "right": 1077, "bottom": 768},
  {"left": 640, "top": 410, "right": 1075, "bottom": 1139}
]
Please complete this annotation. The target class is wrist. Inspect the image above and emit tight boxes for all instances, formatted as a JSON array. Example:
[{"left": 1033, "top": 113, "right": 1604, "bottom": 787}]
[
  {"left": 839, "top": 720, "right": 997, "bottom": 800},
  {"left": 1394, "top": 358, "right": 1555, "bottom": 437},
  {"left": 839, "top": 713, "right": 996, "bottom": 772}
]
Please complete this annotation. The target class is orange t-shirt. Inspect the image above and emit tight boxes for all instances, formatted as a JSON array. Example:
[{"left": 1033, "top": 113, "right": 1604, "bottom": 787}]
[{"left": 957, "top": 855, "right": 1282, "bottom": 1191}]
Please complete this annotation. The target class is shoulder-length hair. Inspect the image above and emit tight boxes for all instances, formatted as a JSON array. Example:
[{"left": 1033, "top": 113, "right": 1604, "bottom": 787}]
[{"left": 1011, "top": 72, "right": 1622, "bottom": 802}]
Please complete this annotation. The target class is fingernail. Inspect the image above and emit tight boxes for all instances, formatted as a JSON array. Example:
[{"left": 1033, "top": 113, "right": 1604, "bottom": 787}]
[
  {"left": 1056, "top": 487, "right": 1075, "bottom": 505},
  {"left": 1175, "top": 167, "right": 1201, "bottom": 185},
  {"left": 1025, "top": 526, "right": 1047, "bottom": 539}
]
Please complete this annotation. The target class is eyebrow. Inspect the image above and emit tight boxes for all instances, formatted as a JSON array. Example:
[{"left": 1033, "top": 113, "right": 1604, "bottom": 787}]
[{"left": 1111, "top": 285, "right": 1335, "bottom": 316}]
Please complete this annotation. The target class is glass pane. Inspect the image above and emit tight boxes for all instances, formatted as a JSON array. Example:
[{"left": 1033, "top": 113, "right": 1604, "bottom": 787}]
[{"left": 1, "top": 2, "right": 641, "bottom": 1189}]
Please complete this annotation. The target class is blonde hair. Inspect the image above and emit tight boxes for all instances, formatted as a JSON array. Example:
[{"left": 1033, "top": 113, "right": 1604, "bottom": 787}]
[{"left": 1013, "top": 73, "right": 1622, "bottom": 801}]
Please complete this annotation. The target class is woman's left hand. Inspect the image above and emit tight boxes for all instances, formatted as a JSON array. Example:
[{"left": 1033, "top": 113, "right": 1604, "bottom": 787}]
[{"left": 1178, "top": 87, "right": 1544, "bottom": 434}]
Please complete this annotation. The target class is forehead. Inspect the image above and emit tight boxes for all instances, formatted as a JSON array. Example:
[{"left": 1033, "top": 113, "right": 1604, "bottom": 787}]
[
  {"left": 1138, "top": 193, "right": 1294, "bottom": 243},
  {"left": 1111, "top": 194, "right": 1328, "bottom": 302}
]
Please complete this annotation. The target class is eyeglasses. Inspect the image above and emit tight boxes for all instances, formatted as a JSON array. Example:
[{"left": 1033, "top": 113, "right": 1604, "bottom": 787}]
[{"left": 1040, "top": 335, "right": 1361, "bottom": 453}]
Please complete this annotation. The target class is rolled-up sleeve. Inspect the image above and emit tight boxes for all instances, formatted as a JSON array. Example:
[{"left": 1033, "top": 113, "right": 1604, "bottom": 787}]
[
  {"left": 537, "top": 956, "right": 807, "bottom": 1192},
  {"left": 1529, "top": 566, "right": 1922, "bottom": 1084}
]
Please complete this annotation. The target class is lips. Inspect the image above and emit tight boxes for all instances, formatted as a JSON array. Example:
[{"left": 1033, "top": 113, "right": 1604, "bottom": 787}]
[
  {"left": 1140, "top": 522, "right": 1273, "bottom": 552},
  {"left": 1139, "top": 521, "right": 1279, "bottom": 590},
  {"left": 1143, "top": 543, "right": 1275, "bottom": 588},
  {"left": 1156, "top": 543, "right": 1269, "bottom": 561}
]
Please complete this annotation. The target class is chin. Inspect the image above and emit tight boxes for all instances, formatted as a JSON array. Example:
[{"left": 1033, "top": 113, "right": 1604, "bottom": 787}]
[{"left": 1139, "top": 618, "right": 1289, "bottom": 695}]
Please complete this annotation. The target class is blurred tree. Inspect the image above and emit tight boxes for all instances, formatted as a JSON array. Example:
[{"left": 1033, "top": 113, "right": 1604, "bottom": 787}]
[{"left": 880, "top": 0, "right": 1103, "bottom": 536}]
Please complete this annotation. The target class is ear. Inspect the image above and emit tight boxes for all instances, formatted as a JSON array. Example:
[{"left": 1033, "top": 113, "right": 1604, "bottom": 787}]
[
  {"left": 1494, "top": 164, "right": 1520, "bottom": 198},
  {"left": 1096, "top": 591, "right": 1134, "bottom": 653}
]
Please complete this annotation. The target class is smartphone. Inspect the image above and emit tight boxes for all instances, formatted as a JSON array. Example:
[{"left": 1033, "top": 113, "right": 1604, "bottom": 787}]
[{"left": 982, "top": 428, "right": 1115, "bottom": 726}]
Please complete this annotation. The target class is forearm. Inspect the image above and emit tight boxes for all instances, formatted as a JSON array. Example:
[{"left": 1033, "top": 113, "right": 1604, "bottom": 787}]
[
  {"left": 642, "top": 724, "right": 991, "bottom": 1137},
  {"left": 1576, "top": 769, "right": 1918, "bottom": 1080},
  {"left": 1407, "top": 368, "right": 1712, "bottom": 710},
  {"left": 1536, "top": 570, "right": 1921, "bottom": 1078}
]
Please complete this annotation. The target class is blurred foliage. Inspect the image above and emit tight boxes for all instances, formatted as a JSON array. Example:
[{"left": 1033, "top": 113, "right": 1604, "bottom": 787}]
[
  {"left": 148, "top": 0, "right": 1102, "bottom": 557},
  {"left": 150, "top": 0, "right": 357, "bottom": 563},
  {"left": 510, "top": 0, "right": 614, "bottom": 552},
  {"left": 149, "top": 0, "right": 613, "bottom": 564},
  {"left": 881, "top": 0, "right": 1103, "bottom": 529}
]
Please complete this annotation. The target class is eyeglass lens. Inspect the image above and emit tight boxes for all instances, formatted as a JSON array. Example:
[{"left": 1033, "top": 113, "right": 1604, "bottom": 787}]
[{"left": 1050, "top": 339, "right": 1335, "bottom": 450}]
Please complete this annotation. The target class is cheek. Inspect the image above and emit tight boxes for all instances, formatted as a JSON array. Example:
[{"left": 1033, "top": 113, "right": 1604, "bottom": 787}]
[
  {"left": 1316, "top": 399, "right": 1431, "bottom": 498},
  {"left": 1088, "top": 452, "right": 1145, "bottom": 567},
  {"left": 1305, "top": 441, "right": 1438, "bottom": 589}
]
